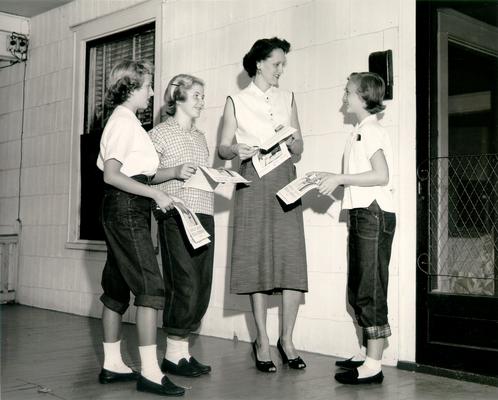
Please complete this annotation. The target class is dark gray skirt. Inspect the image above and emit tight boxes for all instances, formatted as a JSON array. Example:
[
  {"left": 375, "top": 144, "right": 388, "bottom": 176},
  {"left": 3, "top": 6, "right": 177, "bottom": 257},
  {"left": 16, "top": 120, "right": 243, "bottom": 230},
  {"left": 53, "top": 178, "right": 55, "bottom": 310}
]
[{"left": 230, "top": 158, "right": 308, "bottom": 294}]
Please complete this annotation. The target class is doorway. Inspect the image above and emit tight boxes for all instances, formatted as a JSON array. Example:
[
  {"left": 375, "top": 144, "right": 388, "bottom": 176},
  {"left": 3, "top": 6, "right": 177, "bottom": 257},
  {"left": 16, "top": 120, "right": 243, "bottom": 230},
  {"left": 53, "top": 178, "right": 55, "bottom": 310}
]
[{"left": 417, "top": 5, "right": 498, "bottom": 377}]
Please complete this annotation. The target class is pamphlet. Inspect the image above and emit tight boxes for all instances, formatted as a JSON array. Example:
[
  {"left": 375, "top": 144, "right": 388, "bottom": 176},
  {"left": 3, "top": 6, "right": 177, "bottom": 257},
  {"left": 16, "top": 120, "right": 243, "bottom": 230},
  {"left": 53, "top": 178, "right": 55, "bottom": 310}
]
[
  {"left": 184, "top": 166, "right": 250, "bottom": 192},
  {"left": 173, "top": 203, "right": 211, "bottom": 249},
  {"left": 252, "top": 142, "right": 291, "bottom": 178},
  {"left": 276, "top": 174, "right": 320, "bottom": 204},
  {"left": 259, "top": 124, "right": 297, "bottom": 151}
]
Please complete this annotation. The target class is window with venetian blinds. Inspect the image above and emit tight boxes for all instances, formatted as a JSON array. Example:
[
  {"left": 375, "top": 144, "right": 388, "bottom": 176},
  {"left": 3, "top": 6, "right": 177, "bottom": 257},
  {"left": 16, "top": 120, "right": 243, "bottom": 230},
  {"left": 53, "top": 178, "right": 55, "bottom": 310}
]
[
  {"left": 80, "top": 22, "right": 155, "bottom": 241},
  {"left": 84, "top": 23, "right": 155, "bottom": 134}
]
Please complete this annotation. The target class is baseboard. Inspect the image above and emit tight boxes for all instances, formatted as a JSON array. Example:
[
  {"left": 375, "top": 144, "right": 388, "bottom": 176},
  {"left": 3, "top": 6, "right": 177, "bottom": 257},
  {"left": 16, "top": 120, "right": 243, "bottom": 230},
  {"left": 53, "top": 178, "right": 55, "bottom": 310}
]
[{"left": 397, "top": 361, "right": 498, "bottom": 387}]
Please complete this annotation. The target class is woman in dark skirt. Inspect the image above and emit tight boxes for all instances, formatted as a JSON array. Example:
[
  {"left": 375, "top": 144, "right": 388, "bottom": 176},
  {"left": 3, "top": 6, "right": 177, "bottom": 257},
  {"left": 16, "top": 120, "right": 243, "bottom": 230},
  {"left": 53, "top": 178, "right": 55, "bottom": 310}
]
[{"left": 219, "top": 37, "right": 308, "bottom": 372}]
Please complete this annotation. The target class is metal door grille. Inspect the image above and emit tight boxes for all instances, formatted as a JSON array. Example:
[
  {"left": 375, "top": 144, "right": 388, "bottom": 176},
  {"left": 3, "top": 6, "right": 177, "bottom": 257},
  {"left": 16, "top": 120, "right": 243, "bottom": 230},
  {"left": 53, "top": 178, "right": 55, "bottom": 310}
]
[{"left": 426, "top": 154, "right": 498, "bottom": 296}]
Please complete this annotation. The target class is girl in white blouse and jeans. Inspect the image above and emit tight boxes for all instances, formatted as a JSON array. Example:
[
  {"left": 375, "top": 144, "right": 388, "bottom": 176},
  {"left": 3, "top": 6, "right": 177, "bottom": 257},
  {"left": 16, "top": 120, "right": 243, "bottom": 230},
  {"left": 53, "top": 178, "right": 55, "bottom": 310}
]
[{"left": 97, "top": 60, "right": 184, "bottom": 396}]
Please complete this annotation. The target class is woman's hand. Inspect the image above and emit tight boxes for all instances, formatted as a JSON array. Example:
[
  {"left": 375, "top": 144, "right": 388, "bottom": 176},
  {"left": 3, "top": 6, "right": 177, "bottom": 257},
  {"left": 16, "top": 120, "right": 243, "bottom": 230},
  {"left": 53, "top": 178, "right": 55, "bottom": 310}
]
[
  {"left": 285, "top": 135, "right": 303, "bottom": 155},
  {"left": 153, "top": 190, "right": 176, "bottom": 213},
  {"left": 307, "top": 171, "right": 342, "bottom": 197},
  {"left": 175, "top": 162, "right": 197, "bottom": 180},
  {"left": 232, "top": 144, "right": 259, "bottom": 161}
]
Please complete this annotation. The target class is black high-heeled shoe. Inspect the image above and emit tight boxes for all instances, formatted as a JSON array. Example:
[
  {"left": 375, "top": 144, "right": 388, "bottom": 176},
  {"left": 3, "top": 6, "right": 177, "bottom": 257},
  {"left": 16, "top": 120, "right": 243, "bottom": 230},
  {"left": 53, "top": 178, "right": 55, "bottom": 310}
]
[
  {"left": 277, "top": 339, "right": 306, "bottom": 369},
  {"left": 252, "top": 341, "right": 276, "bottom": 373}
]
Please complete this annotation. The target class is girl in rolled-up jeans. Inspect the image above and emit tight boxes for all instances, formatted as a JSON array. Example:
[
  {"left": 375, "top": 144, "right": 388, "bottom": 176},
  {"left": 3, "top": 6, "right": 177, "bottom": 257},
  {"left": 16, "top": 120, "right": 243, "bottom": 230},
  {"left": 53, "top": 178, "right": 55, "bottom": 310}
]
[
  {"left": 97, "top": 60, "right": 184, "bottom": 396},
  {"left": 308, "top": 72, "right": 396, "bottom": 385},
  {"left": 148, "top": 74, "right": 215, "bottom": 378}
]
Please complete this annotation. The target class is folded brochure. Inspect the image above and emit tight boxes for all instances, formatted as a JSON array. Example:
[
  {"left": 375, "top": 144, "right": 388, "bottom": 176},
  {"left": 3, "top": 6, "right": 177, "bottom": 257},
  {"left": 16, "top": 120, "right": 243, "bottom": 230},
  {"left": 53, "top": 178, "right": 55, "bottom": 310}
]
[
  {"left": 173, "top": 203, "right": 211, "bottom": 249},
  {"left": 184, "top": 166, "right": 250, "bottom": 192},
  {"left": 259, "top": 124, "right": 297, "bottom": 151}
]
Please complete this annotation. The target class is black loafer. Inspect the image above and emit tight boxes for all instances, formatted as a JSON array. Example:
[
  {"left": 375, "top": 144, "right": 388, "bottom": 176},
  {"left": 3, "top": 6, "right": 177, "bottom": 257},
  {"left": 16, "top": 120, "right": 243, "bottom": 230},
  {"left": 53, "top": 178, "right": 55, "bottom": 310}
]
[
  {"left": 335, "top": 357, "right": 364, "bottom": 369},
  {"left": 189, "top": 356, "right": 211, "bottom": 374},
  {"left": 136, "top": 374, "right": 185, "bottom": 396},
  {"left": 161, "top": 358, "right": 202, "bottom": 377},
  {"left": 98, "top": 368, "right": 139, "bottom": 384},
  {"left": 334, "top": 368, "right": 384, "bottom": 385}
]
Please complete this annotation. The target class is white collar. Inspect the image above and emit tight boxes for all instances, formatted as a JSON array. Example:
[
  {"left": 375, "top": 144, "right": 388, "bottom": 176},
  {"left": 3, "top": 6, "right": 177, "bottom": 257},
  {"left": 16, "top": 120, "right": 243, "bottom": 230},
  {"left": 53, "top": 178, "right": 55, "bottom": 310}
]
[
  {"left": 115, "top": 105, "right": 139, "bottom": 120},
  {"left": 248, "top": 81, "right": 274, "bottom": 97},
  {"left": 356, "top": 114, "right": 377, "bottom": 129}
]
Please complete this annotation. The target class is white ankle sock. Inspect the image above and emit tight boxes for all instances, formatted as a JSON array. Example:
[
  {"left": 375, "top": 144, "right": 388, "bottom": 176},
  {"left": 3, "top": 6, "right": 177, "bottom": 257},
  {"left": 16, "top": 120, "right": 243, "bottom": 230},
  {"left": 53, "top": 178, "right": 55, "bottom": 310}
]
[
  {"left": 139, "top": 344, "right": 163, "bottom": 384},
  {"left": 102, "top": 341, "right": 132, "bottom": 373},
  {"left": 165, "top": 337, "right": 190, "bottom": 364},
  {"left": 357, "top": 356, "right": 382, "bottom": 378}
]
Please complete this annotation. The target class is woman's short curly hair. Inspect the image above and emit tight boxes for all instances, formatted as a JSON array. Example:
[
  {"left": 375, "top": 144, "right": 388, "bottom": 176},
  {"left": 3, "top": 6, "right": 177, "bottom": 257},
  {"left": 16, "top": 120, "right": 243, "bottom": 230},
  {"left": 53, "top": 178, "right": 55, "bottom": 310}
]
[
  {"left": 348, "top": 72, "right": 386, "bottom": 114},
  {"left": 163, "top": 74, "right": 204, "bottom": 117},
  {"left": 104, "top": 59, "right": 153, "bottom": 110},
  {"left": 242, "top": 37, "right": 291, "bottom": 78}
]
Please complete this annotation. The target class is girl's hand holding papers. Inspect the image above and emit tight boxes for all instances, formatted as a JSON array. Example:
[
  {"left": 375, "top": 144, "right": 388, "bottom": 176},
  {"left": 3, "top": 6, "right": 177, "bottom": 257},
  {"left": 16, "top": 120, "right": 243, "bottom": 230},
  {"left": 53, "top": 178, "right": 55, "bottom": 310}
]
[
  {"left": 306, "top": 171, "right": 341, "bottom": 197},
  {"left": 175, "top": 162, "right": 197, "bottom": 180},
  {"left": 154, "top": 190, "right": 176, "bottom": 212},
  {"left": 154, "top": 194, "right": 185, "bottom": 212}
]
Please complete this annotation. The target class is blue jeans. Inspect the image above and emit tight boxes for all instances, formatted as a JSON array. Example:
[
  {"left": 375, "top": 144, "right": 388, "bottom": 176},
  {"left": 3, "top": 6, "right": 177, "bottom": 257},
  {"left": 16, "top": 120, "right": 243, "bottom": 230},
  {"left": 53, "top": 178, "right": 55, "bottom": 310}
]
[
  {"left": 100, "top": 175, "right": 165, "bottom": 314},
  {"left": 348, "top": 200, "right": 396, "bottom": 340},
  {"left": 155, "top": 210, "right": 215, "bottom": 337}
]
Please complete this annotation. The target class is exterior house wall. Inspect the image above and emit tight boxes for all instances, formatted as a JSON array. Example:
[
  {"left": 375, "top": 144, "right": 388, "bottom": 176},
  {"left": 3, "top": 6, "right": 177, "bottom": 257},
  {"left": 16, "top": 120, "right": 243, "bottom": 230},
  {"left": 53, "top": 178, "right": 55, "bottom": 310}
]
[{"left": 0, "top": 0, "right": 416, "bottom": 365}]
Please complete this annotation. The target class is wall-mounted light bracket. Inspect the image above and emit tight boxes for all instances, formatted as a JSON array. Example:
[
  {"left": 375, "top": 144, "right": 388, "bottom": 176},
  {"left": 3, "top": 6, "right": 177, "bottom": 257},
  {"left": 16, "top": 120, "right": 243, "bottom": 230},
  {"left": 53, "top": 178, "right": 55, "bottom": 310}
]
[{"left": 7, "top": 32, "right": 29, "bottom": 62}]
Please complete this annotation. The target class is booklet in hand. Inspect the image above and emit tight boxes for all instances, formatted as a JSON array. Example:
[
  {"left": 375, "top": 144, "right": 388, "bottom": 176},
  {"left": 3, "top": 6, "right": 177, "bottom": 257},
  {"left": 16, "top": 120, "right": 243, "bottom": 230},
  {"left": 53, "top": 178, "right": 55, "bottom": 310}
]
[
  {"left": 184, "top": 166, "right": 250, "bottom": 192},
  {"left": 276, "top": 174, "right": 319, "bottom": 205},
  {"left": 252, "top": 142, "right": 291, "bottom": 178},
  {"left": 173, "top": 203, "right": 211, "bottom": 249},
  {"left": 259, "top": 124, "right": 297, "bottom": 151}
]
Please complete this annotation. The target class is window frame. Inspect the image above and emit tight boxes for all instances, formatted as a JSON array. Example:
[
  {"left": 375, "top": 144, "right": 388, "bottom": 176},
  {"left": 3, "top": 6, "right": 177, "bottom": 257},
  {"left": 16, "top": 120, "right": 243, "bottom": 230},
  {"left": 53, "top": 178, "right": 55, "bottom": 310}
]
[{"left": 66, "top": 0, "right": 163, "bottom": 251}]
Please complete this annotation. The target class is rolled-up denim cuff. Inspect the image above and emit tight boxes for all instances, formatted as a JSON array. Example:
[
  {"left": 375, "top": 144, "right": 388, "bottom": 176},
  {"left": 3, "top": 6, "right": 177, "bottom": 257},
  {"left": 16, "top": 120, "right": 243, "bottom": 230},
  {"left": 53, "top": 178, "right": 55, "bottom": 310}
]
[
  {"left": 100, "top": 294, "right": 129, "bottom": 315},
  {"left": 162, "top": 326, "right": 190, "bottom": 338},
  {"left": 134, "top": 294, "right": 164, "bottom": 310},
  {"left": 363, "top": 323, "right": 391, "bottom": 339}
]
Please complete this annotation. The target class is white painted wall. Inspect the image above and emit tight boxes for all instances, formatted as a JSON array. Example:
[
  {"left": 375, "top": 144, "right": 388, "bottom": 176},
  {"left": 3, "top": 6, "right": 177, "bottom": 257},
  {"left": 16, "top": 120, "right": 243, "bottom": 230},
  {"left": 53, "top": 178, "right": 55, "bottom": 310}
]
[
  {"left": 0, "top": 12, "right": 29, "bottom": 234},
  {"left": 0, "top": 0, "right": 417, "bottom": 365}
]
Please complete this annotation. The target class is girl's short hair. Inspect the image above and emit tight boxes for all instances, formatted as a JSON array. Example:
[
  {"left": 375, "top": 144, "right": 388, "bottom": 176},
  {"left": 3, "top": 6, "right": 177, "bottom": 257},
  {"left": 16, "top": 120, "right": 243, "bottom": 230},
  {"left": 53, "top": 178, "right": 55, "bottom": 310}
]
[
  {"left": 348, "top": 72, "right": 386, "bottom": 114},
  {"left": 163, "top": 74, "right": 204, "bottom": 116},
  {"left": 242, "top": 37, "right": 291, "bottom": 78},
  {"left": 105, "top": 60, "right": 153, "bottom": 109}
]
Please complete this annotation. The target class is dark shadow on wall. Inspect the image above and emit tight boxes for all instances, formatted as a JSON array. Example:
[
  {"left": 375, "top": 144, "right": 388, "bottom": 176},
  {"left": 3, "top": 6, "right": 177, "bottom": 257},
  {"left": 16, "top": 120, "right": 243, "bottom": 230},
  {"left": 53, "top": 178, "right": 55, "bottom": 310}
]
[{"left": 237, "top": 70, "right": 251, "bottom": 91}]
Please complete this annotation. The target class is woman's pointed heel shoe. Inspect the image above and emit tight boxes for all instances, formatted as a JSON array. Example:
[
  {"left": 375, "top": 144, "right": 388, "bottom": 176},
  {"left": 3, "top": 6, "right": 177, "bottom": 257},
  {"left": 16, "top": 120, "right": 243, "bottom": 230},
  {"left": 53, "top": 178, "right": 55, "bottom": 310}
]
[
  {"left": 252, "top": 341, "right": 276, "bottom": 373},
  {"left": 277, "top": 339, "right": 306, "bottom": 369}
]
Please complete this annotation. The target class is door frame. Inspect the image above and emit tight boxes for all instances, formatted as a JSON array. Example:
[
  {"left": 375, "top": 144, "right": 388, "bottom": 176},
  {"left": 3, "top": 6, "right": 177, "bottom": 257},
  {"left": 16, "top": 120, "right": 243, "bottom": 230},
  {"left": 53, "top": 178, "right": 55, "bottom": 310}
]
[{"left": 416, "top": 4, "right": 498, "bottom": 383}]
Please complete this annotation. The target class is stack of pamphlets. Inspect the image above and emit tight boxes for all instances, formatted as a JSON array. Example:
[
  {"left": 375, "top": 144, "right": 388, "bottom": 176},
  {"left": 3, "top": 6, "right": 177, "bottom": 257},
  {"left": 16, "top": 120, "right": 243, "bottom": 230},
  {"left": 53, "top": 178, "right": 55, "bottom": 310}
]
[{"left": 252, "top": 124, "right": 296, "bottom": 178}]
